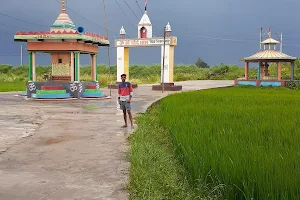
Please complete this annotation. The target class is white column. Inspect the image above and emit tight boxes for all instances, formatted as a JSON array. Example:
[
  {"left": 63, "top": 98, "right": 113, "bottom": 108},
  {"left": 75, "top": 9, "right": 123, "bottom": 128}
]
[
  {"left": 117, "top": 47, "right": 125, "bottom": 82},
  {"left": 161, "top": 45, "right": 170, "bottom": 83}
]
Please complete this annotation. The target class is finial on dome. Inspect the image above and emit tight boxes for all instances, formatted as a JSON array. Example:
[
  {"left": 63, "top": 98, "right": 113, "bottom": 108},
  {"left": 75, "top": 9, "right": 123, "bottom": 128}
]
[
  {"left": 120, "top": 26, "right": 126, "bottom": 35},
  {"left": 268, "top": 27, "right": 271, "bottom": 38},
  {"left": 62, "top": 0, "right": 65, "bottom": 11},
  {"left": 165, "top": 22, "right": 172, "bottom": 32}
]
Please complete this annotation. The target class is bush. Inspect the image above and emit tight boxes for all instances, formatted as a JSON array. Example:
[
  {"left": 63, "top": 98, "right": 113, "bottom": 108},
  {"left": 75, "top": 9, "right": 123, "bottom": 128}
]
[{"left": 286, "top": 81, "right": 300, "bottom": 90}]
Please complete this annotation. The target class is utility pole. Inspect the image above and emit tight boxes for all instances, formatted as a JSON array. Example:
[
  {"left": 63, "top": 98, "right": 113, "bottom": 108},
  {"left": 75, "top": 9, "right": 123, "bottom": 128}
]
[
  {"left": 280, "top": 32, "right": 283, "bottom": 52},
  {"left": 260, "top": 27, "right": 263, "bottom": 50},
  {"left": 162, "top": 26, "right": 166, "bottom": 93},
  {"left": 21, "top": 45, "right": 23, "bottom": 65}
]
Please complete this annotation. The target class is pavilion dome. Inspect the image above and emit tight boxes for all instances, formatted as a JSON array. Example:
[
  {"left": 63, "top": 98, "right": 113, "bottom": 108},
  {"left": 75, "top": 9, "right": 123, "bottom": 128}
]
[
  {"left": 261, "top": 37, "right": 280, "bottom": 44},
  {"left": 50, "top": 9, "right": 77, "bottom": 33},
  {"left": 244, "top": 50, "right": 296, "bottom": 61}
]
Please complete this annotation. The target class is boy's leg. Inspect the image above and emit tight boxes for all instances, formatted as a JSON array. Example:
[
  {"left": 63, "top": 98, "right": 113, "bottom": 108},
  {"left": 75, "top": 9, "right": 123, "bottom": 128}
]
[
  {"left": 126, "top": 102, "right": 134, "bottom": 128},
  {"left": 120, "top": 102, "right": 127, "bottom": 127}
]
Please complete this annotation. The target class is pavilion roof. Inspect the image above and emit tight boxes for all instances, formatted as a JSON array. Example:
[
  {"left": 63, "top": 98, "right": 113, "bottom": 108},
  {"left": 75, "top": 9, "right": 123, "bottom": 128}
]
[
  {"left": 243, "top": 50, "right": 296, "bottom": 61},
  {"left": 14, "top": 31, "right": 109, "bottom": 46},
  {"left": 13, "top": 2, "right": 109, "bottom": 46},
  {"left": 261, "top": 37, "right": 280, "bottom": 44}
]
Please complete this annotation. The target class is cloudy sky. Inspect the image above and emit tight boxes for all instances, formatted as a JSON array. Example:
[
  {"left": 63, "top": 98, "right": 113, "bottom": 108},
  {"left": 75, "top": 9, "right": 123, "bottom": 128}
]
[{"left": 1, "top": 0, "right": 300, "bottom": 67}]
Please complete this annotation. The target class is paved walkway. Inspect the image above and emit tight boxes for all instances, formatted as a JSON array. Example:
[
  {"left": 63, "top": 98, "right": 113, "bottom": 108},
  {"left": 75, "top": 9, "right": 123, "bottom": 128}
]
[{"left": 0, "top": 80, "right": 233, "bottom": 200}]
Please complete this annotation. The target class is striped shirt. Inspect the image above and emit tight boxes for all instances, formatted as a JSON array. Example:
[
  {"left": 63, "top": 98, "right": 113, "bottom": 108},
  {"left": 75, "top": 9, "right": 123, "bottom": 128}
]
[{"left": 118, "top": 82, "right": 133, "bottom": 101}]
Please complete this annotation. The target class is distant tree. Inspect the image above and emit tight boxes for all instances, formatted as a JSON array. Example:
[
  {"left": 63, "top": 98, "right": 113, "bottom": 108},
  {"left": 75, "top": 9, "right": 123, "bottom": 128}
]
[{"left": 195, "top": 58, "right": 210, "bottom": 68}]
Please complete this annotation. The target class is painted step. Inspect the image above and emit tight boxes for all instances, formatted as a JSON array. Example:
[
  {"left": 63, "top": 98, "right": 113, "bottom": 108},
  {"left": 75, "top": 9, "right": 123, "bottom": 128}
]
[
  {"left": 31, "top": 93, "right": 71, "bottom": 99},
  {"left": 86, "top": 85, "right": 97, "bottom": 89},
  {"left": 83, "top": 92, "right": 104, "bottom": 98},
  {"left": 40, "top": 86, "right": 63, "bottom": 90},
  {"left": 85, "top": 89, "right": 100, "bottom": 93},
  {"left": 36, "top": 90, "right": 66, "bottom": 94}
]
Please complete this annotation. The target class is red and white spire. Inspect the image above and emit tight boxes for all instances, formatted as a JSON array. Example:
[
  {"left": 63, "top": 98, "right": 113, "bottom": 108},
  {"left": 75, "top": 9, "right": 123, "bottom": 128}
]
[{"left": 50, "top": 0, "right": 76, "bottom": 33}]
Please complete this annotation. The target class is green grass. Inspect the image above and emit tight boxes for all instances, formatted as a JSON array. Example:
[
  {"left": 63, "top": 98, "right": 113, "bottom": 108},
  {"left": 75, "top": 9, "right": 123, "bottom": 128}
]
[
  {"left": 2, "top": 60, "right": 300, "bottom": 92},
  {"left": 128, "top": 108, "right": 212, "bottom": 200},
  {"left": 0, "top": 82, "right": 26, "bottom": 92},
  {"left": 155, "top": 87, "right": 300, "bottom": 199}
]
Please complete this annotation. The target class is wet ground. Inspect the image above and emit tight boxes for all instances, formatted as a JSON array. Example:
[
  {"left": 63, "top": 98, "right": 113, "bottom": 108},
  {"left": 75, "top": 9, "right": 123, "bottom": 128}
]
[{"left": 0, "top": 80, "right": 233, "bottom": 200}]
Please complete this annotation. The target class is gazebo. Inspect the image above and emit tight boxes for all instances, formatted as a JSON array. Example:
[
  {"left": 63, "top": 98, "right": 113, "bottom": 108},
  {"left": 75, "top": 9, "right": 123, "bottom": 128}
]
[
  {"left": 235, "top": 29, "right": 297, "bottom": 87},
  {"left": 14, "top": 0, "right": 109, "bottom": 99}
]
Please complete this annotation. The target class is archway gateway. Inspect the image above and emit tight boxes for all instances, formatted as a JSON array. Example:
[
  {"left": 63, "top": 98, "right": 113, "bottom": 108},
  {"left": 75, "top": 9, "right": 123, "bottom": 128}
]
[{"left": 108, "top": 9, "right": 182, "bottom": 91}]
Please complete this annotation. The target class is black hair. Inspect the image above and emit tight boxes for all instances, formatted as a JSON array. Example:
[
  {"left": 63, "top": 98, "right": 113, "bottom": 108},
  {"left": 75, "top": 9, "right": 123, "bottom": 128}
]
[{"left": 121, "top": 74, "right": 127, "bottom": 77}]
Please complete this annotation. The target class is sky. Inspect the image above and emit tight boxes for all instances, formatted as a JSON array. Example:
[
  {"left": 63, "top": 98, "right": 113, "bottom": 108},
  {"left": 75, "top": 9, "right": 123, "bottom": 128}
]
[{"left": 1, "top": 0, "right": 300, "bottom": 67}]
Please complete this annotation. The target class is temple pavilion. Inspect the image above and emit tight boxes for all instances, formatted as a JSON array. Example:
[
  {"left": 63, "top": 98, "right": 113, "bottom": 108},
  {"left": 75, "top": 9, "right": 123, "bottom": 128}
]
[
  {"left": 236, "top": 29, "right": 297, "bottom": 87},
  {"left": 14, "top": 0, "right": 109, "bottom": 99}
]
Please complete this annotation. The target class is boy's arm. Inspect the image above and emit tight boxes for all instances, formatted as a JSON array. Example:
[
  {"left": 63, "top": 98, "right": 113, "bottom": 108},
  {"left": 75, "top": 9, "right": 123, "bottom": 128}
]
[{"left": 118, "top": 86, "right": 121, "bottom": 103}]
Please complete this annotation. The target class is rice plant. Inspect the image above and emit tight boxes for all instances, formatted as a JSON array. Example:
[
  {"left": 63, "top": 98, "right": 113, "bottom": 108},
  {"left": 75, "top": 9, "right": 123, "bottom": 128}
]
[{"left": 158, "top": 87, "right": 300, "bottom": 200}]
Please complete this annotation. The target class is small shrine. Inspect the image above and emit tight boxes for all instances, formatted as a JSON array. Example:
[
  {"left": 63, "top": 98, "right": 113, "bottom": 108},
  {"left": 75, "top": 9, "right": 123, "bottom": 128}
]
[
  {"left": 236, "top": 28, "right": 296, "bottom": 87},
  {"left": 14, "top": 0, "right": 109, "bottom": 99}
]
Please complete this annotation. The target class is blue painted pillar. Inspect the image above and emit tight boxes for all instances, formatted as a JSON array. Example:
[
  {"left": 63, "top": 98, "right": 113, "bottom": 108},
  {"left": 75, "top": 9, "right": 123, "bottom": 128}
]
[{"left": 257, "top": 62, "right": 261, "bottom": 80}]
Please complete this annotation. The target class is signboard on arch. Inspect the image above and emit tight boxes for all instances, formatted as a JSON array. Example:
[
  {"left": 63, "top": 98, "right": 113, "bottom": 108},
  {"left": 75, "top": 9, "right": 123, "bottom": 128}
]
[{"left": 115, "top": 36, "right": 177, "bottom": 47}]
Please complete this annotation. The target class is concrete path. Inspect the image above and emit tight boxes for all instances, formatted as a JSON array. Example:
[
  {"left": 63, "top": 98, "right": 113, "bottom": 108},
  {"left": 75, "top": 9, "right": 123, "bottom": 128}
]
[{"left": 0, "top": 80, "right": 233, "bottom": 200}]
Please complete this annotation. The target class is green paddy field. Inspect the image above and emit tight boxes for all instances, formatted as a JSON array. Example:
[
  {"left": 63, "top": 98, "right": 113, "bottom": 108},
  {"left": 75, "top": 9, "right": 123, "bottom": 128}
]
[{"left": 129, "top": 87, "right": 300, "bottom": 200}]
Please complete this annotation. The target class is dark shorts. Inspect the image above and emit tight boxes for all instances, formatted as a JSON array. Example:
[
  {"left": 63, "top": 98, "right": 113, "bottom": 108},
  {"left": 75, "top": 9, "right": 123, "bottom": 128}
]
[{"left": 120, "top": 101, "right": 131, "bottom": 111}]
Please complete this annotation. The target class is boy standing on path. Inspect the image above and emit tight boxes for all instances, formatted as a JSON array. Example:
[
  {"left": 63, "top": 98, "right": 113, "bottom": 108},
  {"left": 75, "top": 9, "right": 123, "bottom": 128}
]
[{"left": 118, "top": 74, "right": 134, "bottom": 128}]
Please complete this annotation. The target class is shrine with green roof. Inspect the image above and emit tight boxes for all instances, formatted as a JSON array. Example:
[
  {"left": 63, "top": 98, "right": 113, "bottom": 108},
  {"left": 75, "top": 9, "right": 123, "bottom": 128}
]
[{"left": 14, "top": 0, "right": 109, "bottom": 99}]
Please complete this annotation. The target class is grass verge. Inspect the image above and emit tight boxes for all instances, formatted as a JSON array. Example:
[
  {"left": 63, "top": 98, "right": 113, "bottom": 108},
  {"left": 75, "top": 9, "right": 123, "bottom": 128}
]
[{"left": 127, "top": 106, "right": 214, "bottom": 200}]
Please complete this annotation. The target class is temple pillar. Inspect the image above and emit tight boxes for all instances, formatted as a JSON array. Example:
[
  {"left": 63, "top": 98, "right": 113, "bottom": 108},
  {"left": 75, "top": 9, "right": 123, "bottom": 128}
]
[
  {"left": 291, "top": 62, "right": 295, "bottom": 81},
  {"left": 95, "top": 54, "right": 98, "bottom": 81},
  {"left": 32, "top": 52, "right": 36, "bottom": 81},
  {"left": 161, "top": 45, "right": 174, "bottom": 83},
  {"left": 277, "top": 62, "right": 281, "bottom": 80},
  {"left": 28, "top": 52, "right": 33, "bottom": 81},
  {"left": 91, "top": 54, "right": 97, "bottom": 81},
  {"left": 257, "top": 62, "right": 261, "bottom": 80},
  {"left": 74, "top": 52, "right": 80, "bottom": 82},
  {"left": 91, "top": 54, "right": 95, "bottom": 81},
  {"left": 245, "top": 62, "right": 249, "bottom": 80},
  {"left": 70, "top": 52, "right": 74, "bottom": 81},
  {"left": 116, "top": 47, "right": 129, "bottom": 82}
]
